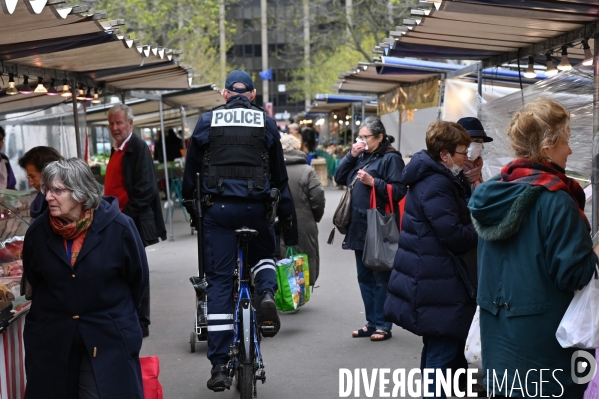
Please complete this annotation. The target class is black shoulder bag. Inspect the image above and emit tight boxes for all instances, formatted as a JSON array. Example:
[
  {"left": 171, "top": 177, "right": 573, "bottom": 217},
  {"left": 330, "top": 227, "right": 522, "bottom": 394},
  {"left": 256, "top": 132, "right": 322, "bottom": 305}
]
[{"left": 422, "top": 217, "right": 478, "bottom": 299}]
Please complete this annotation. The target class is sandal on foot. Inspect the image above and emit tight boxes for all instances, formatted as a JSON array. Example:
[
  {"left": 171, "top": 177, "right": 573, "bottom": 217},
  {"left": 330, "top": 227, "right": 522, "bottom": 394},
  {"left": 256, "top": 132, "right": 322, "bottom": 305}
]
[
  {"left": 370, "top": 330, "right": 392, "bottom": 341},
  {"left": 352, "top": 326, "right": 375, "bottom": 338}
]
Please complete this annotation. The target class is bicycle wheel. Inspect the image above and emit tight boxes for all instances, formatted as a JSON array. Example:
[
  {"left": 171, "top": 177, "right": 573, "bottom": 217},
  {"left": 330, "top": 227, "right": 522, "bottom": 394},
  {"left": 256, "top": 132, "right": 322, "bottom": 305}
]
[{"left": 237, "top": 298, "right": 255, "bottom": 399}]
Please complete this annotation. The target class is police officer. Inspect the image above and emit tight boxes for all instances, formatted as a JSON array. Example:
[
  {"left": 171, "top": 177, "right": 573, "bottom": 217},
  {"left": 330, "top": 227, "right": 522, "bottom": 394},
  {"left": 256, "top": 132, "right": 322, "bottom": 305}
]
[{"left": 182, "top": 70, "right": 295, "bottom": 392}]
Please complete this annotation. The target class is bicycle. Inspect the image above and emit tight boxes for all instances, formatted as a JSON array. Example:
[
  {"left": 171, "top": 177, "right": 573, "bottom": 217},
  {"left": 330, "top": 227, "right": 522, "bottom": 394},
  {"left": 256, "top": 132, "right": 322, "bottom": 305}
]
[{"left": 226, "top": 227, "right": 272, "bottom": 399}]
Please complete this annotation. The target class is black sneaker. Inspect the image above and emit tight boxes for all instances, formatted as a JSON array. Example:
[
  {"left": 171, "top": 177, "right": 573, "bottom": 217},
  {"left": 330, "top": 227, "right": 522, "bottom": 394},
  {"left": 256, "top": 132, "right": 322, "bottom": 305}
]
[
  {"left": 259, "top": 291, "right": 280, "bottom": 338},
  {"left": 207, "top": 364, "right": 230, "bottom": 392}
]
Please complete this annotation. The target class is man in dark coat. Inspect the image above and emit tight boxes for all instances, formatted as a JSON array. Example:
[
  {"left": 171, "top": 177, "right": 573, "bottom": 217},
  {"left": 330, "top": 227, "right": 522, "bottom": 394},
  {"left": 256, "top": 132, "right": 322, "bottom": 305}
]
[
  {"left": 105, "top": 103, "right": 166, "bottom": 337},
  {"left": 23, "top": 196, "right": 148, "bottom": 399}
]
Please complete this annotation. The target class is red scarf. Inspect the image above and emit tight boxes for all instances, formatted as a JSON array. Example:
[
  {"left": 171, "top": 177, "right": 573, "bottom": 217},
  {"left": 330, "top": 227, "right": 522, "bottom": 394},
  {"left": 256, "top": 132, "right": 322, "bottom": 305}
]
[
  {"left": 49, "top": 208, "right": 94, "bottom": 266},
  {"left": 500, "top": 158, "right": 589, "bottom": 230}
]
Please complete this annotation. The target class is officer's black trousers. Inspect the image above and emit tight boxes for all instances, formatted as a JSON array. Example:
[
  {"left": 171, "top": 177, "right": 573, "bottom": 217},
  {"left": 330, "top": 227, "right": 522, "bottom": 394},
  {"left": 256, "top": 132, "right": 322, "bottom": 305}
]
[{"left": 202, "top": 201, "right": 278, "bottom": 365}]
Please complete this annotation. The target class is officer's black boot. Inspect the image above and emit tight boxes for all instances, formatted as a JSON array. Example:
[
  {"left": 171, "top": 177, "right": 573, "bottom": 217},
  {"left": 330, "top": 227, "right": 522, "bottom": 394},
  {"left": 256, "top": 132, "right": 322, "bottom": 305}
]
[
  {"left": 259, "top": 291, "right": 280, "bottom": 338},
  {"left": 207, "top": 364, "right": 230, "bottom": 392}
]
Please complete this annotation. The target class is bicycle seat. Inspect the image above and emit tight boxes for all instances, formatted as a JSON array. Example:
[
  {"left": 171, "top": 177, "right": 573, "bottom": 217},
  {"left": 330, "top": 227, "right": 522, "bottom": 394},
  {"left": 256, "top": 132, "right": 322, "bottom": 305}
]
[{"left": 235, "top": 227, "right": 259, "bottom": 240}]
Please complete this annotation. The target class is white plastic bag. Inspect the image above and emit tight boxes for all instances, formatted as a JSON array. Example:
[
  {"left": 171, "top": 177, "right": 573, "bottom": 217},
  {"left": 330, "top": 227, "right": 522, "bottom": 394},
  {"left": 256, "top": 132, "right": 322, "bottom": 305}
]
[
  {"left": 556, "top": 273, "right": 599, "bottom": 349},
  {"left": 464, "top": 306, "right": 482, "bottom": 370}
]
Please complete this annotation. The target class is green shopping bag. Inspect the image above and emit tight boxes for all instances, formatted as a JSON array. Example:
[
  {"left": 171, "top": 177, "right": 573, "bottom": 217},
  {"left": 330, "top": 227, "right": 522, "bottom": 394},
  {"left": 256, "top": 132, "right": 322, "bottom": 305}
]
[
  {"left": 275, "top": 247, "right": 309, "bottom": 311},
  {"left": 294, "top": 253, "right": 310, "bottom": 304}
]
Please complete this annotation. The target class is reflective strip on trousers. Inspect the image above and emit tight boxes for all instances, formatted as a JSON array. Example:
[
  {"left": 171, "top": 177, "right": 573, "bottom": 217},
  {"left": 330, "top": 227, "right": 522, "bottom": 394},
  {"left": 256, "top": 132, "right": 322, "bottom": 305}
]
[{"left": 207, "top": 324, "right": 234, "bottom": 332}]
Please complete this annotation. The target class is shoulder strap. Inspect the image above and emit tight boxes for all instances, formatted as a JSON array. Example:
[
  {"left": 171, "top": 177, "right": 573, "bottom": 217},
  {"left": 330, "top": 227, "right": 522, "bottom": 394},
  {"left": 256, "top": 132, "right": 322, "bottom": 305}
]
[
  {"left": 369, "top": 184, "right": 394, "bottom": 212},
  {"left": 349, "top": 160, "right": 374, "bottom": 188}
]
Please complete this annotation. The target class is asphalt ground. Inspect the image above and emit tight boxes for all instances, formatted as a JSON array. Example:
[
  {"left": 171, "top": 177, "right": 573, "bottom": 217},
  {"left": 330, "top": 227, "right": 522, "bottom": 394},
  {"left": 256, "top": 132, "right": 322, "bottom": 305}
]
[{"left": 140, "top": 187, "right": 431, "bottom": 399}]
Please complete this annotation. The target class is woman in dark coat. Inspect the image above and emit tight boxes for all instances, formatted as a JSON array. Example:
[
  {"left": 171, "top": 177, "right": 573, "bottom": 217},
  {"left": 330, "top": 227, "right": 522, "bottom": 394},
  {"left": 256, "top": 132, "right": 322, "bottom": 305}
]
[
  {"left": 384, "top": 121, "right": 477, "bottom": 398},
  {"left": 469, "top": 98, "right": 599, "bottom": 398},
  {"left": 280, "top": 134, "right": 325, "bottom": 284},
  {"left": 18, "top": 146, "right": 63, "bottom": 219},
  {"left": 23, "top": 158, "right": 148, "bottom": 399},
  {"left": 334, "top": 116, "right": 406, "bottom": 341}
]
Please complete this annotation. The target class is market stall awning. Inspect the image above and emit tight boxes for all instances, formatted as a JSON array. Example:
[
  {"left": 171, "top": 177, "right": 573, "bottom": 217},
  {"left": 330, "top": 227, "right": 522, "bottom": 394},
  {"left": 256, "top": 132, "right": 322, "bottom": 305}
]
[
  {"left": 162, "top": 85, "right": 224, "bottom": 109},
  {"left": 336, "top": 63, "right": 439, "bottom": 94},
  {"left": 0, "top": 0, "right": 193, "bottom": 116},
  {"left": 307, "top": 94, "right": 377, "bottom": 114},
  {"left": 382, "top": 0, "right": 599, "bottom": 67},
  {"left": 85, "top": 86, "right": 224, "bottom": 126}
]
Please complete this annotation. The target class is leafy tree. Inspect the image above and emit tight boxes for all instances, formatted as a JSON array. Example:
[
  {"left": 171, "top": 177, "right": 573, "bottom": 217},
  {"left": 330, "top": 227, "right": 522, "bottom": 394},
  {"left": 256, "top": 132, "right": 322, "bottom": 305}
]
[{"left": 273, "top": 0, "right": 417, "bottom": 101}]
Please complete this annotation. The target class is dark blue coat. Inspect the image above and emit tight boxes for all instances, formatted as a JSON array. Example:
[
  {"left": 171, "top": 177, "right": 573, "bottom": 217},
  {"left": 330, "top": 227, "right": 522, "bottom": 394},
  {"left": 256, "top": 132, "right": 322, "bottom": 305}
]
[
  {"left": 23, "top": 197, "right": 148, "bottom": 399},
  {"left": 384, "top": 150, "right": 477, "bottom": 339},
  {"left": 333, "top": 143, "right": 406, "bottom": 250},
  {"left": 182, "top": 95, "right": 294, "bottom": 219}
]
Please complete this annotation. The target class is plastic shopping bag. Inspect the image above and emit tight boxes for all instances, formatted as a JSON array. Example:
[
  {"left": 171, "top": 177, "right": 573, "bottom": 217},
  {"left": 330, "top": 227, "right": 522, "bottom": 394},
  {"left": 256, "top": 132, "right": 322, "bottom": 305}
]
[
  {"left": 294, "top": 253, "right": 310, "bottom": 305},
  {"left": 556, "top": 271, "right": 599, "bottom": 348},
  {"left": 464, "top": 306, "right": 482, "bottom": 370},
  {"left": 140, "top": 356, "right": 164, "bottom": 399}
]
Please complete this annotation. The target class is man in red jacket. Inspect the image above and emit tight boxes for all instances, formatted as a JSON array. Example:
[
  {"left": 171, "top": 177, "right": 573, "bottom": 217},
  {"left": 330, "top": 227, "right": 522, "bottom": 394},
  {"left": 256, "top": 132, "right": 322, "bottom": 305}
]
[{"left": 105, "top": 103, "right": 166, "bottom": 337}]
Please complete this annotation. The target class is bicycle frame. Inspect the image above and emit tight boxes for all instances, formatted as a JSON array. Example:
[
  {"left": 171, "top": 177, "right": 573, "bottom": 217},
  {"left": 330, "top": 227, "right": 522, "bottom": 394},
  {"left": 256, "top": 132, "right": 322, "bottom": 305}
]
[{"left": 228, "top": 229, "right": 265, "bottom": 387}]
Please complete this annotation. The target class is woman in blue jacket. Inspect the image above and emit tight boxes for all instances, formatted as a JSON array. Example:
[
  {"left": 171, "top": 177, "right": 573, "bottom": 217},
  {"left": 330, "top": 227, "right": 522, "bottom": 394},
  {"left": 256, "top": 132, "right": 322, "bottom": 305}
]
[
  {"left": 469, "top": 98, "right": 599, "bottom": 398},
  {"left": 385, "top": 121, "right": 477, "bottom": 398},
  {"left": 23, "top": 158, "right": 148, "bottom": 399},
  {"left": 334, "top": 116, "right": 406, "bottom": 341}
]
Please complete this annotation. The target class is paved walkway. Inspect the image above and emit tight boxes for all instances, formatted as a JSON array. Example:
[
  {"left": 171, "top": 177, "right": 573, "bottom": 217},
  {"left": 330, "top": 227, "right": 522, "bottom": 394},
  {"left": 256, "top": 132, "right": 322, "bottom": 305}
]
[{"left": 140, "top": 187, "right": 424, "bottom": 398}]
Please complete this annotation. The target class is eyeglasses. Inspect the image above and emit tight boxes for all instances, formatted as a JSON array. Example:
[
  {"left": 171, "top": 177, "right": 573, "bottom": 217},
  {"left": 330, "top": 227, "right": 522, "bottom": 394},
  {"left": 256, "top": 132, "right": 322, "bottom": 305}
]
[
  {"left": 26, "top": 174, "right": 39, "bottom": 181},
  {"left": 455, "top": 150, "right": 468, "bottom": 157},
  {"left": 358, "top": 134, "right": 373, "bottom": 141},
  {"left": 41, "top": 185, "right": 71, "bottom": 196}
]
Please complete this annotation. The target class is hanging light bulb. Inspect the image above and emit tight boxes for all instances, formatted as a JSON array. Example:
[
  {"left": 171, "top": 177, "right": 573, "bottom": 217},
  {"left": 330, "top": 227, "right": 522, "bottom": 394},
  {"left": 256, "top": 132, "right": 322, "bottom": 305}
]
[
  {"left": 558, "top": 46, "right": 572, "bottom": 71},
  {"left": 33, "top": 77, "right": 47, "bottom": 94},
  {"left": 17, "top": 75, "right": 33, "bottom": 94},
  {"left": 76, "top": 85, "right": 86, "bottom": 100},
  {"left": 523, "top": 56, "right": 537, "bottom": 78},
  {"left": 91, "top": 88, "right": 102, "bottom": 104},
  {"left": 582, "top": 39, "right": 594, "bottom": 66},
  {"left": 5, "top": 74, "right": 18, "bottom": 95},
  {"left": 46, "top": 78, "right": 58, "bottom": 96},
  {"left": 545, "top": 53, "right": 558, "bottom": 77},
  {"left": 60, "top": 79, "right": 72, "bottom": 97}
]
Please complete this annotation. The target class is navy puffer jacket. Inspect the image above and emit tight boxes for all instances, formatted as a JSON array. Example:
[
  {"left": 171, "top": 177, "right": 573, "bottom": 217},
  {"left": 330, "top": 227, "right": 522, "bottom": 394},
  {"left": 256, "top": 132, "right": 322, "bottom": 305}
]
[
  {"left": 384, "top": 150, "right": 477, "bottom": 339},
  {"left": 333, "top": 142, "right": 406, "bottom": 250}
]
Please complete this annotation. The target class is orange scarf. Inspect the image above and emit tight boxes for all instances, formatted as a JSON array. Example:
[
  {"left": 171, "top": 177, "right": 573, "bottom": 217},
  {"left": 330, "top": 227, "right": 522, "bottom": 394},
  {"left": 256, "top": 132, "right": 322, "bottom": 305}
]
[{"left": 49, "top": 208, "right": 94, "bottom": 266}]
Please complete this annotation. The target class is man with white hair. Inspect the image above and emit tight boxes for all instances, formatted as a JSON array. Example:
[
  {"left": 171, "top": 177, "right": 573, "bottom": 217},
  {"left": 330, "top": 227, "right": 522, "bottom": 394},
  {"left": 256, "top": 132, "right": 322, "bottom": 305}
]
[{"left": 105, "top": 103, "right": 166, "bottom": 338}]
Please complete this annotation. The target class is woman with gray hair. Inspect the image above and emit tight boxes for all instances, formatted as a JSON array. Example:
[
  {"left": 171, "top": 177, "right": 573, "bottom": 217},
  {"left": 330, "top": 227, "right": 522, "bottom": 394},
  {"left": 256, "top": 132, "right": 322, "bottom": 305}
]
[
  {"left": 22, "top": 158, "right": 148, "bottom": 398},
  {"left": 334, "top": 116, "right": 406, "bottom": 341},
  {"left": 280, "top": 134, "right": 325, "bottom": 284}
]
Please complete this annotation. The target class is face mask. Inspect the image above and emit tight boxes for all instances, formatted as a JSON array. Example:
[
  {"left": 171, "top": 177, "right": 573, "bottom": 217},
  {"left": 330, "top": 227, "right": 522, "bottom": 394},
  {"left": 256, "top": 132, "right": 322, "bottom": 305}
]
[
  {"left": 468, "top": 142, "right": 484, "bottom": 160},
  {"left": 444, "top": 155, "right": 462, "bottom": 176},
  {"left": 356, "top": 137, "right": 369, "bottom": 151}
]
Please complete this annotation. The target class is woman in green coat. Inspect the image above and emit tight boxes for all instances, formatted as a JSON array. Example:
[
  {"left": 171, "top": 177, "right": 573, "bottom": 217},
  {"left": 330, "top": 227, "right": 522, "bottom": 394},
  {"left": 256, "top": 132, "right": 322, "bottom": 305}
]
[{"left": 469, "top": 98, "right": 599, "bottom": 398}]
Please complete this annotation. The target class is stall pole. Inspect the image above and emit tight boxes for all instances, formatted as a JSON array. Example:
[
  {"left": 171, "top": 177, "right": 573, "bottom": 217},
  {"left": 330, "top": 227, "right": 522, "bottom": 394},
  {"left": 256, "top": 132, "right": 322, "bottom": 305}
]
[
  {"left": 361, "top": 101, "right": 365, "bottom": 124},
  {"left": 180, "top": 105, "right": 188, "bottom": 151},
  {"left": 592, "top": 33, "right": 599, "bottom": 234},
  {"left": 71, "top": 83, "right": 82, "bottom": 159},
  {"left": 477, "top": 65, "right": 483, "bottom": 97},
  {"left": 159, "top": 99, "right": 174, "bottom": 241},
  {"left": 351, "top": 102, "right": 355, "bottom": 138},
  {"left": 437, "top": 75, "right": 446, "bottom": 121}
]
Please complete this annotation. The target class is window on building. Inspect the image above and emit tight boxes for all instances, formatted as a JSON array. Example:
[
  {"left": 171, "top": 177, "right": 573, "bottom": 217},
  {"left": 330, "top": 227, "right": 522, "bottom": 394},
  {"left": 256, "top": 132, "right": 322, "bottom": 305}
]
[
  {"left": 254, "top": 45, "right": 262, "bottom": 57},
  {"left": 244, "top": 44, "right": 253, "bottom": 57},
  {"left": 278, "top": 94, "right": 287, "bottom": 106},
  {"left": 268, "top": 44, "right": 276, "bottom": 54},
  {"left": 234, "top": 45, "right": 243, "bottom": 58},
  {"left": 278, "top": 69, "right": 287, "bottom": 82}
]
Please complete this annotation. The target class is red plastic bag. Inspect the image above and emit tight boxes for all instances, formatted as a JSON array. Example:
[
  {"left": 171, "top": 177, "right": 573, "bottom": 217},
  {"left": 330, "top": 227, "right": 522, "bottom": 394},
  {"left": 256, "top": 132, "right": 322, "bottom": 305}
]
[{"left": 140, "top": 356, "right": 164, "bottom": 399}]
